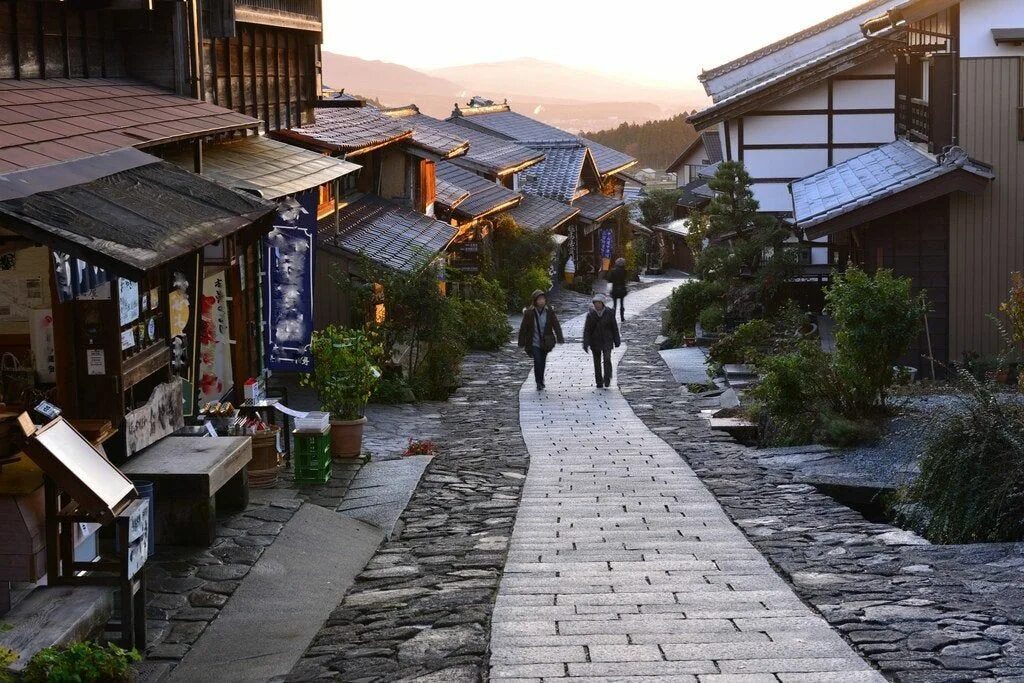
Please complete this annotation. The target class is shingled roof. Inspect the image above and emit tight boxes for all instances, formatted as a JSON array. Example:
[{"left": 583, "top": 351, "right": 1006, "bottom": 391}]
[
  {"left": 518, "top": 141, "right": 598, "bottom": 203},
  {"left": 450, "top": 102, "right": 637, "bottom": 176},
  {"left": 507, "top": 194, "right": 580, "bottom": 233},
  {"left": 573, "top": 191, "right": 625, "bottom": 224},
  {"left": 165, "top": 136, "right": 360, "bottom": 200},
  {"left": 380, "top": 105, "right": 469, "bottom": 159},
  {"left": 275, "top": 106, "right": 413, "bottom": 155},
  {"left": 435, "top": 162, "right": 522, "bottom": 219},
  {"left": 318, "top": 193, "right": 457, "bottom": 272},
  {"left": 791, "top": 141, "right": 994, "bottom": 238},
  {"left": 0, "top": 78, "right": 259, "bottom": 173},
  {"left": 435, "top": 178, "right": 470, "bottom": 211}
]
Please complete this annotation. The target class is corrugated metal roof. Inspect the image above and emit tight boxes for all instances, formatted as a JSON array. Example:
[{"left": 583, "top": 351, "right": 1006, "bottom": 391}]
[
  {"left": 275, "top": 106, "right": 413, "bottom": 155},
  {"left": 435, "top": 161, "right": 522, "bottom": 219},
  {"left": 791, "top": 141, "right": 994, "bottom": 232},
  {"left": 450, "top": 104, "right": 637, "bottom": 176},
  {"left": 318, "top": 193, "right": 457, "bottom": 272},
  {"left": 0, "top": 153, "right": 274, "bottom": 279},
  {"left": 573, "top": 191, "right": 625, "bottom": 224},
  {"left": 508, "top": 194, "right": 580, "bottom": 233},
  {"left": 0, "top": 78, "right": 260, "bottom": 173},
  {"left": 166, "top": 136, "right": 360, "bottom": 200}
]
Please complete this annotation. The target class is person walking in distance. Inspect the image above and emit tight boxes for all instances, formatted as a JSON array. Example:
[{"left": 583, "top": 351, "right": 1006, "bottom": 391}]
[
  {"left": 517, "top": 290, "right": 564, "bottom": 390},
  {"left": 609, "top": 257, "right": 628, "bottom": 322},
  {"left": 583, "top": 293, "right": 621, "bottom": 389}
]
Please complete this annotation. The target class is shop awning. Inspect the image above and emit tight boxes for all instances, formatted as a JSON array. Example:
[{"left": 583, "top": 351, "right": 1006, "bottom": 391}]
[
  {"left": 656, "top": 219, "right": 691, "bottom": 238},
  {"left": 0, "top": 148, "right": 275, "bottom": 280},
  {"left": 166, "top": 136, "right": 360, "bottom": 200},
  {"left": 791, "top": 140, "right": 994, "bottom": 239},
  {"left": 318, "top": 193, "right": 457, "bottom": 272},
  {"left": 508, "top": 194, "right": 580, "bottom": 233}
]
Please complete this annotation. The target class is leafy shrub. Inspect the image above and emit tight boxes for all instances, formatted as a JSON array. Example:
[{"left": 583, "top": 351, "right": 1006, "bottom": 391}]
[
  {"left": 24, "top": 642, "right": 140, "bottom": 683},
  {"left": 665, "top": 280, "right": 725, "bottom": 337},
  {"left": 370, "top": 366, "right": 414, "bottom": 404},
  {"left": 412, "top": 302, "right": 466, "bottom": 401},
  {"left": 707, "top": 318, "right": 774, "bottom": 374},
  {"left": 403, "top": 439, "right": 437, "bottom": 457},
  {"left": 816, "top": 413, "right": 881, "bottom": 448},
  {"left": 748, "top": 341, "right": 834, "bottom": 445},
  {"left": 302, "top": 326, "right": 382, "bottom": 420},
  {"left": 825, "top": 267, "right": 926, "bottom": 410},
  {"left": 1, "top": 646, "right": 15, "bottom": 683},
  {"left": 486, "top": 215, "right": 554, "bottom": 311},
  {"left": 698, "top": 305, "right": 725, "bottom": 333},
  {"left": 451, "top": 298, "right": 511, "bottom": 350},
  {"left": 899, "top": 368, "right": 1024, "bottom": 543}
]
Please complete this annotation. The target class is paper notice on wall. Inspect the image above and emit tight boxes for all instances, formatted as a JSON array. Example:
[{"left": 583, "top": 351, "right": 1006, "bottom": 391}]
[
  {"left": 119, "top": 278, "right": 140, "bottom": 326},
  {"left": 86, "top": 349, "right": 105, "bottom": 376}
]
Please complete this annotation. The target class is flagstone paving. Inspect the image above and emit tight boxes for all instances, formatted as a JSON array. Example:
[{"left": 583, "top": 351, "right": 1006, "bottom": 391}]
[{"left": 491, "top": 281, "right": 884, "bottom": 681}]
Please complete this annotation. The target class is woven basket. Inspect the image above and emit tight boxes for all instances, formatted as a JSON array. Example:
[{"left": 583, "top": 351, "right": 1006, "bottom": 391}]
[{"left": 248, "top": 427, "right": 282, "bottom": 488}]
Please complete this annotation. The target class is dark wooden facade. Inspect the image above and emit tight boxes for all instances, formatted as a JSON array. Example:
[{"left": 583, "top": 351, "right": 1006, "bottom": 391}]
[{"left": 849, "top": 197, "right": 950, "bottom": 373}]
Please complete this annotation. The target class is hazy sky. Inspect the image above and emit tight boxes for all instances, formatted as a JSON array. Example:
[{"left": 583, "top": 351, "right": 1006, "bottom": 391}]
[{"left": 323, "top": 0, "right": 866, "bottom": 92}]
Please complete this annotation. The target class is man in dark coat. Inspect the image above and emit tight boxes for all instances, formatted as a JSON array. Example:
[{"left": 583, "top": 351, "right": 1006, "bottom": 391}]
[
  {"left": 517, "top": 289, "right": 564, "bottom": 390},
  {"left": 608, "top": 257, "right": 628, "bottom": 322},
  {"left": 583, "top": 293, "right": 621, "bottom": 388}
]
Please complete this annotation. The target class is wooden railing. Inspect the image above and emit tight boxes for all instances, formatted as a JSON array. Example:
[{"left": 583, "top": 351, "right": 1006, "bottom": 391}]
[
  {"left": 233, "top": 0, "right": 322, "bottom": 31},
  {"left": 897, "top": 95, "right": 932, "bottom": 143},
  {"left": 235, "top": 0, "right": 321, "bottom": 19}
]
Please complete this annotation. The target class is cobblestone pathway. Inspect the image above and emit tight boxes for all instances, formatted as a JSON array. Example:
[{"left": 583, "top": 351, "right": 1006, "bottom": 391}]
[{"left": 491, "top": 282, "right": 884, "bottom": 682}]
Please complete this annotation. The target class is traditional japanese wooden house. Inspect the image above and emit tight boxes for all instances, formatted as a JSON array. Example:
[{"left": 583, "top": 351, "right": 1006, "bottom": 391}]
[
  {"left": 789, "top": 0, "right": 1021, "bottom": 368},
  {"left": 688, "top": 0, "right": 900, "bottom": 268}
]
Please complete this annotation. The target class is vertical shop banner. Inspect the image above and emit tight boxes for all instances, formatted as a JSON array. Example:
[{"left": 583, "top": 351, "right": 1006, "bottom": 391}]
[
  {"left": 599, "top": 228, "right": 614, "bottom": 260},
  {"left": 198, "top": 271, "right": 233, "bottom": 404},
  {"left": 168, "top": 254, "right": 201, "bottom": 415},
  {"left": 263, "top": 192, "right": 317, "bottom": 372}
]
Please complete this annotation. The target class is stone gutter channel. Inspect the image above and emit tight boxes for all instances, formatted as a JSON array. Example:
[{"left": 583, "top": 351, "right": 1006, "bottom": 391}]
[{"left": 618, "top": 300, "right": 1024, "bottom": 683}]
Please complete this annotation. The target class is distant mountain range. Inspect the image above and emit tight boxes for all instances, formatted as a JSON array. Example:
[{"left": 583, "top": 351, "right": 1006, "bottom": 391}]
[{"left": 321, "top": 53, "right": 706, "bottom": 132}]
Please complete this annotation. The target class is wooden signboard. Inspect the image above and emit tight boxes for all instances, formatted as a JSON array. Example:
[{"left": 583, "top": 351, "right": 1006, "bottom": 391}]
[{"left": 19, "top": 415, "right": 136, "bottom": 524}]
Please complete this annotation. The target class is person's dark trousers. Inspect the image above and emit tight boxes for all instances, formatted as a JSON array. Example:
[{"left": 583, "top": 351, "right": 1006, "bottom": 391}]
[
  {"left": 531, "top": 345, "right": 548, "bottom": 388},
  {"left": 592, "top": 347, "right": 613, "bottom": 386},
  {"left": 613, "top": 296, "right": 626, "bottom": 321}
]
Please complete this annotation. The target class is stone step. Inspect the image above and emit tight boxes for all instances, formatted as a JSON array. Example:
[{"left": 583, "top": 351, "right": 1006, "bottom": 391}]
[
  {"left": 165, "top": 504, "right": 383, "bottom": 683},
  {"left": 1, "top": 585, "right": 114, "bottom": 672}
]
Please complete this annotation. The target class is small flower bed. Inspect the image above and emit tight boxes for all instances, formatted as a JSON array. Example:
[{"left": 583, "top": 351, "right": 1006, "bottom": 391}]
[{"left": 402, "top": 439, "right": 437, "bottom": 457}]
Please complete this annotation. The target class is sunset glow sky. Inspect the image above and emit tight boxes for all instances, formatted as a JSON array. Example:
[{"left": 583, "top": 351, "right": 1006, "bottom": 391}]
[{"left": 323, "top": 0, "right": 870, "bottom": 92}]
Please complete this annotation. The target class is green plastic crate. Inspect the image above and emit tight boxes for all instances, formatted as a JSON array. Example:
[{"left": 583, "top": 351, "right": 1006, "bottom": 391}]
[
  {"left": 294, "top": 459, "right": 331, "bottom": 485},
  {"left": 293, "top": 429, "right": 330, "bottom": 470}
]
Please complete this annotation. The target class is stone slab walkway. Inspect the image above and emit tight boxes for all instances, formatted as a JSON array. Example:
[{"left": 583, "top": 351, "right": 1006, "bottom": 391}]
[{"left": 491, "top": 281, "right": 883, "bottom": 682}]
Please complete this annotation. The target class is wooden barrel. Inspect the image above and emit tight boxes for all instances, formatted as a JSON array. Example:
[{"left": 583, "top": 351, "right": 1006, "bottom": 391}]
[{"left": 248, "top": 427, "right": 281, "bottom": 488}]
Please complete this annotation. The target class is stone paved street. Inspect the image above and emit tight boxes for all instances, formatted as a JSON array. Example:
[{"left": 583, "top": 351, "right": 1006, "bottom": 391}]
[{"left": 491, "top": 281, "right": 884, "bottom": 681}]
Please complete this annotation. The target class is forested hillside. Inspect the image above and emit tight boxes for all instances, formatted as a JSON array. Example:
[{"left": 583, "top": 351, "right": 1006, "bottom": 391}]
[{"left": 583, "top": 113, "right": 700, "bottom": 171}]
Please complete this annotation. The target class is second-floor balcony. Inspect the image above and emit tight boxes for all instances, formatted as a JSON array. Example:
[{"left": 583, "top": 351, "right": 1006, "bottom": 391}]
[
  {"left": 234, "top": 0, "right": 322, "bottom": 33},
  {"left": 897, "top": 95, "right": 931, "bottom": 144}
]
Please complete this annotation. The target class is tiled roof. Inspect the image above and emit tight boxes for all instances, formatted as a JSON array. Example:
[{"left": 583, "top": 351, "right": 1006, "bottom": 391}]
[
  {"left": 318, "top": 193, "right": 457, "bottom": 272},
  {"left": 0, "top": 78, "right": 259, "bottom": 173},
  {"left": 380, "top": 105, "right": 469, "bottom": 159},
  {"left": 275, "top": 106, "right": 412, "bottom": 155},
  {"left": 791, "top": 141, "right": 994, "bottom": 232},
  {"left": 676, "top": 177, "right": 714, "bottom": 210},
  {"left": 700, "top": 0, "right": 891, "bottom": 84},
  {"left": 519, "top": 141, "right": 591, "bottom": 203},
  {"left": 435, "top": 178, "right": 470, "bottom": 210},
  {"left": 165, "top": 136, "right": 360, "bottom": 200},
  {"left": 392, "top": 110, "right": 541, "bottom": 176},
  {"left": 690, "top": 36, "right": 887, "bottom": 128},
  {"left": 573, "top": 191, "right": 625, "bottom": 224},
  {"left": 508, "top": 194, "right": 579, "bottom": 233},
  {"left": 450, "top": 104, "right": 637, "bottom": 176},
  {"left": 435, "top": 161, "right": 522, "bottom": 219}
]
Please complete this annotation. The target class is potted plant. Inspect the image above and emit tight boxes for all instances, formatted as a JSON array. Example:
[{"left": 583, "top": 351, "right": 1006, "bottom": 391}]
[{"left": 301, "top": 326, "right": 381, "bottom": 459}]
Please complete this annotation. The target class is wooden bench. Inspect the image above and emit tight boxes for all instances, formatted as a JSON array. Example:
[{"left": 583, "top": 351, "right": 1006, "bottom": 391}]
[{"left": 122, "top": 436, "right": 251, "bottom": 547}]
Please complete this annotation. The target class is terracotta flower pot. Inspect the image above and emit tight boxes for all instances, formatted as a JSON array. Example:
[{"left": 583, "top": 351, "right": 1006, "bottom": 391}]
[{"left": 330, "top": 417, "right": 367, "bottom": 459}]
